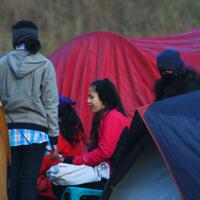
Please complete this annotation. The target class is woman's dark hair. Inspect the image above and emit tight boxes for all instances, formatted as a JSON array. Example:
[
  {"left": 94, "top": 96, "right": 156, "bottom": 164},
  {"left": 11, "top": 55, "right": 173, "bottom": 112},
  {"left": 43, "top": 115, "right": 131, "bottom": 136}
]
[
  {"left": 13, "top": 37, "right": 41, "bottom": 54},
  {"left": 59, "top": 102, "right": 85, "bottom": 146},
  {"left": 88, "top": 78, "right": 126, "bottom": 151}
]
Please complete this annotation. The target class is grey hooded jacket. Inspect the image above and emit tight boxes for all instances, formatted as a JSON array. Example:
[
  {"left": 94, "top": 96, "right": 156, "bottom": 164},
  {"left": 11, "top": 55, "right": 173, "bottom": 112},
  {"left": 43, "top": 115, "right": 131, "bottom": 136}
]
[{"left": 0, "top": 50, "right": 59, "bottom": 142}]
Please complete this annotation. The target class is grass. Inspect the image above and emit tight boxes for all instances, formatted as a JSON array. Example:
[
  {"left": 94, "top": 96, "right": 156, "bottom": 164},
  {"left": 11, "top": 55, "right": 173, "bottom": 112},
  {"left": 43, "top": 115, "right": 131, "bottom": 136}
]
[{"left": 0, "top": 0, "right": 200, "bottom": 56}]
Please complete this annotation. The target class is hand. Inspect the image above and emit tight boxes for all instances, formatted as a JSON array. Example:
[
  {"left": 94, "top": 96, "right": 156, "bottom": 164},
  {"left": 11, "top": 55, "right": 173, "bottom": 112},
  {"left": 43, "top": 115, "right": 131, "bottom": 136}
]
[
  {"left": 49, "top": 145, "right": 62, "bottom": 161},
  {"left": 52, "top": 144, "right": 58, "bottom": 153},
  {"left": 49, "top": 151, "right": 64, "bottom": 161}
]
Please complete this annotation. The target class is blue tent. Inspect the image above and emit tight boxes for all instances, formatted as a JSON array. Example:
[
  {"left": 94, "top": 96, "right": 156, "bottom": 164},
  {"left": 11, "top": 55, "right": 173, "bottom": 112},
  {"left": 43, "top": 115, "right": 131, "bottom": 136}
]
[{"left": 101, "top": 91, "right": 200, "bottom": 200}]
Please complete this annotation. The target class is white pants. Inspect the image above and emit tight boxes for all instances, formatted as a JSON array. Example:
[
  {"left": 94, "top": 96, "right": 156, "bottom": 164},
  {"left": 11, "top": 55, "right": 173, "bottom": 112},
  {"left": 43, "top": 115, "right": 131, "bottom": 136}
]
[{"left": 46, "top": 162, "right": 110, "bottom": 186}]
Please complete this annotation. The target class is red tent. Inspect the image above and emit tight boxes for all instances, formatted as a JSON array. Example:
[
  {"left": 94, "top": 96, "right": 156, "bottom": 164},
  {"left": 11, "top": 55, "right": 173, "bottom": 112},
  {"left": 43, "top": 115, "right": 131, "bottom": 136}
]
[{"left": 49, "top": 28, "right": 200, "bottom": 135}]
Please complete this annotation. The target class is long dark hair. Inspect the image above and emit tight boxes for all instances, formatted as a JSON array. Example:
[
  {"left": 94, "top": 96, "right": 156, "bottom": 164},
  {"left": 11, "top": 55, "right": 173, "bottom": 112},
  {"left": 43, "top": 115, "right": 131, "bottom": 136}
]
[
  {"left": 59, "top": 102, "right": 85, "bottom": 146},
  {"left": 88, "top": 78, "right": 126, "bottom": 151}
]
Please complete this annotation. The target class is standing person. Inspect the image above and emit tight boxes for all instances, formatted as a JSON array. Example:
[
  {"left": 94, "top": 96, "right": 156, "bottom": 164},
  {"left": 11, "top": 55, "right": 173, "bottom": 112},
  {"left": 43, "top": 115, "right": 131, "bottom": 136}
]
[
  {"left": 154, "top": 49, "right": 200, "bottom": 101},
  {"left": 0, "top": 20, "right": 59, "bottom": 200},
  {"left": 51, "top": 78, "right": 130, "bottom": 199},
  {"left": 37, "top": 96, "right": 86, "bottom": 200}
]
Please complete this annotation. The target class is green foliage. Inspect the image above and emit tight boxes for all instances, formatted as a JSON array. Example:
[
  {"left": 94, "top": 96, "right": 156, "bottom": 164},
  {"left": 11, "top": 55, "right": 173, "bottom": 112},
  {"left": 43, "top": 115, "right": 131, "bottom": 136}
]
[{"left": 1, "top": 0, "right": 200, "bottom": 56}]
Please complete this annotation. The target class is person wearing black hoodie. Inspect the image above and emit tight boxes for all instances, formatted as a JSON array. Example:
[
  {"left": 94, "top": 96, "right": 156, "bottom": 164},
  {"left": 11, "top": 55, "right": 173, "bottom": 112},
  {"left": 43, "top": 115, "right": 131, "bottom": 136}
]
[{"left": 154, "top": 49, "right": 200, "bottom": 101}]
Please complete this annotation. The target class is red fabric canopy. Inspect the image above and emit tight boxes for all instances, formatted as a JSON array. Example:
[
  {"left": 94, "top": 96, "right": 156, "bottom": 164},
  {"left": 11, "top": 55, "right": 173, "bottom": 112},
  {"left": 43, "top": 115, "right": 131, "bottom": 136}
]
[{"left": 49, "top": 28, "right": 200, "bottom": 135}]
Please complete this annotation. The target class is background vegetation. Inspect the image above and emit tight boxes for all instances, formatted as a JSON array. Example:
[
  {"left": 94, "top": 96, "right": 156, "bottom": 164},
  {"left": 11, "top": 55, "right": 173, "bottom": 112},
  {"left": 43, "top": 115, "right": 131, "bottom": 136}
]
[{"left": 1, "top": 0, "right": 200, "bottom": 56}]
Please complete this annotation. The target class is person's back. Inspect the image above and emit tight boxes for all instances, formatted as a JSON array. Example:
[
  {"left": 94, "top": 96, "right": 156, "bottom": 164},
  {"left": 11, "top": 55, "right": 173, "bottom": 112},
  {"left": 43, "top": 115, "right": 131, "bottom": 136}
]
[
  {"left": 0, "top": 50, "right": 58, "bottom": 129},
  {"left": 0, "top": 20, "right": 59, "bottom": 200}
]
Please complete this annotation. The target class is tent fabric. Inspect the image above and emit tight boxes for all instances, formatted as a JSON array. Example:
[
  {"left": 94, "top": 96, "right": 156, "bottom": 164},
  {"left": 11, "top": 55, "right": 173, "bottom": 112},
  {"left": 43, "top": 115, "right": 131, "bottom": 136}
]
[
  {"left": 49, "top": 32, "right": 157, "bottom": 134},
  {"left": 143, "top": 91, "right": 200, "bottom": 200},
  {"left": 100, "top": 111, "right": 180, "bottom": 200},
  {"left": 0, "top": 104, "right": 10, "bottom": 200},
  {"left": 49, "top": 28, "right": 200, "bottom": 199},
  {"left": 100, "top": 108, "right": 181, "bottom": 200},
  {"left": 101, "top": 91, "right": 200, "bottom": 200},
  {"left": 128, "top": 27, "right": 200, "bottom": 74},
  {"left": 109, "top": 134, "right": 180, "bottom": 200},
  {"left": 49, "top": 28, "right": 200, "bottom": 135}
]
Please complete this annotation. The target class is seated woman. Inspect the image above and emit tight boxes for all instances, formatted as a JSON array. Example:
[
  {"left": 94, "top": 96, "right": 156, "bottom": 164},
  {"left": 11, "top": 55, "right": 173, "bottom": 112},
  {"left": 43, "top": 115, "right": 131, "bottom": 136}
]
[
  {"left": 51, "top": 78, "right": 130, "bottom": 199},
  {"left": 57, "top": 96, "right": 86, "bottom": 158},
  {"left": 37, "top": 96, "right": 86, "bottom": 200}
]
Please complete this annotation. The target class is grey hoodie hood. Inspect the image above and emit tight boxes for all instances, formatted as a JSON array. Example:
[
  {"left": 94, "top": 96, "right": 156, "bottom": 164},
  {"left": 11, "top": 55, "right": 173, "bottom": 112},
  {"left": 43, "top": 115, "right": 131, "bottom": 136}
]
[{"left": 7, "top": 50, "right": 48, "bottom": 79}]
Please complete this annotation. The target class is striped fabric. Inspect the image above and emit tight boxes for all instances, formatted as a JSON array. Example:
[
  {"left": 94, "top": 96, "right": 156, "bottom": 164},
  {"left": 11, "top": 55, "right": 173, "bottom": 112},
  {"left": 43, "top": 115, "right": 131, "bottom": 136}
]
[{"left": 9, "top": 129, "right": 52, "bottom": 153}]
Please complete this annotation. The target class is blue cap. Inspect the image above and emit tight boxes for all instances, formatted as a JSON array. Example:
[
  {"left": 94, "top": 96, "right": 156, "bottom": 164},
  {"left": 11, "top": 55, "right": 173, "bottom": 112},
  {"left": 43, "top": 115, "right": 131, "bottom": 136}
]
[
  {"left": 59, "top": 96, "right": 76, "bottom": 105},
  {"left": 157, "top": 49, "right": 185, "bottom": 73}
]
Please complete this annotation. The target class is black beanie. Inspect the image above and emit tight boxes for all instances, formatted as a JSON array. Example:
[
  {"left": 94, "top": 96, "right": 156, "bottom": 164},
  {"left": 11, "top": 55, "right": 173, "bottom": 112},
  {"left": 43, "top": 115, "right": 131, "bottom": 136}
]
[{"left": 12, "top": 20, "right": 39, "bottom": 44}]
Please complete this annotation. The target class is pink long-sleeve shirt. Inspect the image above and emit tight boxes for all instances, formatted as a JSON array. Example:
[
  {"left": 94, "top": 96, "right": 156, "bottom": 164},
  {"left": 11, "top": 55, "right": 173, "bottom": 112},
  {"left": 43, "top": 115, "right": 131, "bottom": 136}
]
[{"left": 73, "top": 109, "right": 130, "bottom": 167}]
